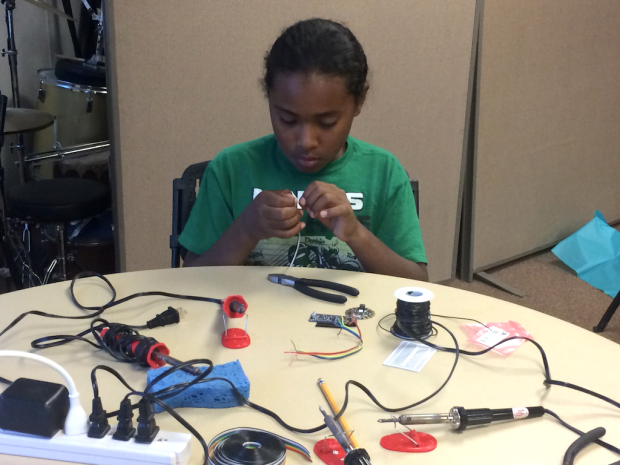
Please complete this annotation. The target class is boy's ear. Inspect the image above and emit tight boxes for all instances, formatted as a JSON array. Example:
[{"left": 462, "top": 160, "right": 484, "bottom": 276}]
[{"left": 354, "top": 84, "right": 370, "bottom": 116}]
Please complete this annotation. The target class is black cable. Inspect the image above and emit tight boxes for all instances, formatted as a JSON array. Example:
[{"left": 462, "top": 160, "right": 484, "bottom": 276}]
[
  {"left": 0, "top": 271, "right": 222, "bottom": 340},
  {"left": 563, "top": 427, "right": 606, "bottom": 465},
  {"left": 336, "top": 320, "right": 460, "bottom": 417},
  {"left": 545, "top": 409, "right": 620, "bottom": 455},
  {"left": 0, "top": 376, "right": 11, "bottom": 385},
  {"left": 381, "top": 311, "right": 620, "bottom": 410},
  {"left": 431, "top": 313, "right": 491, "bottom": 330}
]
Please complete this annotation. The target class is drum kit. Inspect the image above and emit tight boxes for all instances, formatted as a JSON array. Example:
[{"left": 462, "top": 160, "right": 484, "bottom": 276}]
[{"left": 0, "top": 0, "right": 113, "bottom": 289}]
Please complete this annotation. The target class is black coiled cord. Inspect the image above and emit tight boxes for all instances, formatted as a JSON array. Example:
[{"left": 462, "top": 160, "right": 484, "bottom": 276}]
[
  {"left": 31, "top": 318, "right": 163, "bottom": 368},
  {"left": 392, "top": 300, "right": 433, "bottom": 339}
]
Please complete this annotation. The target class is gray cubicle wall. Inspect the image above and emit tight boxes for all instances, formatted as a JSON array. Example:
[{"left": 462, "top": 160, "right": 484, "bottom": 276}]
[
  {"left": 470, "top": 0, "right": 620, "bottom": 274},
  {"left": 107, "top": 1, "right": 478, "bottom": 281}
]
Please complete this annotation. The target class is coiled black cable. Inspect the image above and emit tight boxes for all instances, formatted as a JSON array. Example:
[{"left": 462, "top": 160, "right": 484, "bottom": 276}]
[
  {"left": 392, "top": 300, "right": 433, "bottom": 339},
  {"left": 31, "top": 318, "right": 166, "bottom": 368}
]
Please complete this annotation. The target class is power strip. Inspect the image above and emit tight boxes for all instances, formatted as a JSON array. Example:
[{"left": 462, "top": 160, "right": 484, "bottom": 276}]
[{"left": 0, "top": 425, "right": 192, "bottom": 465}]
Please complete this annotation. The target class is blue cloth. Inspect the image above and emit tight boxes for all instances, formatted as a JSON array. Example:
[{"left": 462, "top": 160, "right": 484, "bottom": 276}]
[
  {"left": 552, "top": 211, "right": 620, "bottom": 298},
  {"left": 146, "top": 360, "right": 250, "bottom": 413}
]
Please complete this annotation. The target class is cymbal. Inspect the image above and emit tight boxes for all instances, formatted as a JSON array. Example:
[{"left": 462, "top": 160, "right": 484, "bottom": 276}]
[
  {"left": 18, "top": 0, "right": 75, "bottom": 22},
  {"left": 3, "top": 108, "right": 54, "bottom": 134}
]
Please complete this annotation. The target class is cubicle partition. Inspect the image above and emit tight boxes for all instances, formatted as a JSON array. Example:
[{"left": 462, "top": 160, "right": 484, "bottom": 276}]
[{"left": 106, "top": 0, "right": 478, "bottom": 282}]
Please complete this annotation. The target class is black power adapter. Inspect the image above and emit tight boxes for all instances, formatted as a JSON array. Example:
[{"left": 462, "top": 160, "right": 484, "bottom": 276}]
[{"left": 0, "top": 378, "right": 70, "bottom": 437}]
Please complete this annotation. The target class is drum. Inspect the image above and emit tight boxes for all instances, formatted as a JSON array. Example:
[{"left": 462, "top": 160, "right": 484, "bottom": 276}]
[
  {"left": 34, "top": 69, "right": 108, "bottom": 151},
  {"left": 33, "top": 69, "right": 108, "bottom": 180}
]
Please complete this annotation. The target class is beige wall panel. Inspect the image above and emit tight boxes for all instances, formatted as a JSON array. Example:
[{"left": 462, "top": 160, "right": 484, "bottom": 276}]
[
  {"left": 108, "top": 0, "right": 476, "bottom": 281},
  {"left": 474, "top": 0, "right": 620, "bottom": 270}
]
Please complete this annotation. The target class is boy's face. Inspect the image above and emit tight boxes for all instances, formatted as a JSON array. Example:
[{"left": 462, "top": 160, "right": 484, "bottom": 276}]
[{"left": 268, "top": 72, "right": 364, "bottom": 173}]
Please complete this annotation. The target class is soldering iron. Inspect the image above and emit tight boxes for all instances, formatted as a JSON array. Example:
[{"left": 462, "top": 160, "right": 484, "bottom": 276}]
[{"left": 378, "top": 405, "right": 545, "bottom": 431}]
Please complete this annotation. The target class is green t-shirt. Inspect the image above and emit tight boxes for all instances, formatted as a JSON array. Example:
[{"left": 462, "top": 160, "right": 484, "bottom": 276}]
[{"left": 179, "top": 134, "right": 426, "bottom": 270}]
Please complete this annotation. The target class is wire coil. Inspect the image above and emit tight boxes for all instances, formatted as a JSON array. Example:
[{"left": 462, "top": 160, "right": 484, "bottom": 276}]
[
  {"left": 208, "top": 428, "right": 311, "bottom": 465},
  {"left": 391, "top": 287, "right": 435, "bottom": 340}
]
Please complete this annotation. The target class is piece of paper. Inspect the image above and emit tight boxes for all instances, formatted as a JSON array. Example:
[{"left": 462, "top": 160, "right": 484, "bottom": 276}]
[
  {"left": 476, "top": 326, "right": 510, "bottom": 347},
  {"left": 552, "top": 211, "right": 620, "bottom": 298},
  {"left": 383, "top": 341, "right": 436, "bottom": 372}
]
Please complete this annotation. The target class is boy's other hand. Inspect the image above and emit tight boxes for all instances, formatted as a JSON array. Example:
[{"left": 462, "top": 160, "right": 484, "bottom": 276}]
[
  {"left": 240, "top": 190, "right": 304, "bottom": 241},
  {"left": 300, "top": 181, "right": 361, "bottom": 243}
]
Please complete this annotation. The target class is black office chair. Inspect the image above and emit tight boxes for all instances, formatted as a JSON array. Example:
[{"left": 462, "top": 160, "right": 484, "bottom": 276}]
[
  {"left": 593, "top": 290, "right": 620, "bottom": 333},
  {"left": 170, "top": 161, "right": 210, "bottom": 268},
  {"left": 170, "top": 160, "right": 420, "bottom": 268}
]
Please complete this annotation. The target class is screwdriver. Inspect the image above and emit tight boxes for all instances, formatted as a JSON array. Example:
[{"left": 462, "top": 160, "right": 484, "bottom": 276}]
[{"left": 378, "top": 406, "right": 545, "bottom": 431}]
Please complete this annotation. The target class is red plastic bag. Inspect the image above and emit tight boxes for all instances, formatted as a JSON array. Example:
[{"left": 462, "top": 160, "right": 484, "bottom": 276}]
[{"left": 460, "top": 321, "right": 533, "bottom": 356}]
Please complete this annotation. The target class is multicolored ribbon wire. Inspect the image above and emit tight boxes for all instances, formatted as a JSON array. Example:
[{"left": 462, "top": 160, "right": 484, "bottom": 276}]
[
  {"left": 286, "top": 317, "right": 363, "bottom": 360},
  {"left": 208, "top": 427, "right": 312, "bottom": 464}
]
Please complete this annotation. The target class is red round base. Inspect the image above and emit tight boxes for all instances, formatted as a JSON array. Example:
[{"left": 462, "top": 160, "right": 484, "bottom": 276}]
[
  {"left": 221, "top": 328, "right": 250, "bottom": 349},
  {"left": 380, "top": 430, "right": 437, "bottom": 453},
  {"left": 313, "top": 438, "right": 345, "bottom": 465}
]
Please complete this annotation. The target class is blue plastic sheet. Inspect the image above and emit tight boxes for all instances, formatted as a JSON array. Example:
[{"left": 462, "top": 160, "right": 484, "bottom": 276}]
[{"left": 552, "top": 211, "right": 620, "bottom": 298}]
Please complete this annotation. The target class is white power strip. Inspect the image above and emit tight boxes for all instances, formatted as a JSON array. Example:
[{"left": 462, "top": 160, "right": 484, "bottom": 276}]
[{"left": 0, "top": 425, "right": 192, "bottom": 465}]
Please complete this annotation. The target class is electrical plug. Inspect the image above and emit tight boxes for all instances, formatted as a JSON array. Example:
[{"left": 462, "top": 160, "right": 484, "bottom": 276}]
[
  {"left": 135, "top": 398, "right": 160, "bottom": 444},
  {"left": 112, "top": 398, "right": 135, "bottom": 441},
  {"left": 87, "top": 397, "right": 110, "bottom": 439},
  {"left": 147, "top": 307, "right": 186, "bottom": 329}
]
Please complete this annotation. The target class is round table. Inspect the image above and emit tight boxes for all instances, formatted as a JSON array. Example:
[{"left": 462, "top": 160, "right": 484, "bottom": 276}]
[{"left": 0, "top": 266, "right": 618, "bottom": 464}]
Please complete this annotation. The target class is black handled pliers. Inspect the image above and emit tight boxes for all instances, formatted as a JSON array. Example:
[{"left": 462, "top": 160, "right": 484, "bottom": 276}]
[{"left": 267, "top": 274, "right": 359, "bottom": 304}]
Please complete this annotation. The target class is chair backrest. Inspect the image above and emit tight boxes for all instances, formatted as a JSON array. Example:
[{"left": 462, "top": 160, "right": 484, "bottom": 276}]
[
  {"left": 410, "top": 179, "right": 420, "bottom": 217},
  {"left": 170, "top": 161, "right": 210, "bottom": 268},
  {"left": 170, "top": 162, "right": 420, "bottom": 268},
  {"left": 0, "top": 93, "right": 7, "bottom": 152}
]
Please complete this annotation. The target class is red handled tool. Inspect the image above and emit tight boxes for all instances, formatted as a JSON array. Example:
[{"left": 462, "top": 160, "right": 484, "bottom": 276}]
[
  {"left": 221, "top": 295, "right": 250, "bottom": 349},
  {"left": 99, "top": 328, "right": 200, "bottom": 375}
]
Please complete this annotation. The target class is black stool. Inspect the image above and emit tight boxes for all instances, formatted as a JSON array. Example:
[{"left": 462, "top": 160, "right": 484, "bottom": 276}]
[{"left": 6, "top": 178, "right": 110, "bottom": 281}]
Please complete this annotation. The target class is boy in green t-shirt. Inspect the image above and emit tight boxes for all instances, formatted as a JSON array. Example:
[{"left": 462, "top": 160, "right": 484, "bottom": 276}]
[{"left": 180, "top": 19, "right": 428, "bottom": 281}]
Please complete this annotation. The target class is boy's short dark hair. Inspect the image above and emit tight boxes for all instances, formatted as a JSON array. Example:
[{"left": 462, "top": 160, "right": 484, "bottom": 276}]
[{"left": 262, "top": 18, "right": 368, "bottom": 102}]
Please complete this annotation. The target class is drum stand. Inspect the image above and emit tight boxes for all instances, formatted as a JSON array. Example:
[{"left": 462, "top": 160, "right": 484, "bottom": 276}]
[{"left": 1, "top": 0, "right": 26, "bottom": 183}]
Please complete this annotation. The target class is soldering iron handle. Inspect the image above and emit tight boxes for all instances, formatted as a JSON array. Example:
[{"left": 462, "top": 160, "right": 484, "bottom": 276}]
[{"left": 456, "top": 406, "right": 545, "bottom": 431}]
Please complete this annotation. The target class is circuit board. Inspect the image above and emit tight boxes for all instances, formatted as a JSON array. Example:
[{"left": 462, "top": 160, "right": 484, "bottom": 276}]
[{"left": 309, "top": 312, "right": 353, "bottom": 327}]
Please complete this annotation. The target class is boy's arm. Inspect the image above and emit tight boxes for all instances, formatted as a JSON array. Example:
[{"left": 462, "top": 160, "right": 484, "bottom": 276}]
[
  {"left": 346, "top": 224, "right": 428, "bottom": 281},
  {"left": 183, "top": 218, "right": 259, "bottom": 267},
  {"left": 184, "top": 190, "right": 303, "bottom": 267},
  {"left": 300, "top": 181, "right": 428, "bottom": 281}
]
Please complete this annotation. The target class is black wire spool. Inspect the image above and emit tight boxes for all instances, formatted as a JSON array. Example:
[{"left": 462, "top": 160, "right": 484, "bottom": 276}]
[
  {"left": 209, "top": 429, "right": 286, "bottom": 465},
  {"left": 391, "top": 287, "right": 434, "bottom": 340}
]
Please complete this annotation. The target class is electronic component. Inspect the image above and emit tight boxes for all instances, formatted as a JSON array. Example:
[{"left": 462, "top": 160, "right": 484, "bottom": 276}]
[
  {"left": 378, "top": 406, "right": 545, "bottom": 430},
  {"left": 309, "top": 311, "right": 353, "bottom": 327},
  {"left": 345, "top": 304, "right": 375, "bottom": 321},
  {"left": 0, "top": 378, "right": 69, "bottom": 438}
]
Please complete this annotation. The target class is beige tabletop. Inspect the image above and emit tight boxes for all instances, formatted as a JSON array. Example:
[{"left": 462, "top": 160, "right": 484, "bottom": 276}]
[{"left": 0, "top": 266, "right": 619, "bottom": 465}]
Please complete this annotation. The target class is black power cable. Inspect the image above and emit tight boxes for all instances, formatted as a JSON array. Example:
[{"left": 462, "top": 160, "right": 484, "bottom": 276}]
[
  {"left": 545, "top": 409, "right": 619, "bottom": 456},
  {"left": 0, "top": 271, "right": 222, "bottom": 340}
]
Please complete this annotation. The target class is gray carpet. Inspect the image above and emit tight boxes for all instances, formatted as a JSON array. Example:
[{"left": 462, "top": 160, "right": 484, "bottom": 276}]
[{"left": 443, "top": 246, "right": 619, "bottom": 345}]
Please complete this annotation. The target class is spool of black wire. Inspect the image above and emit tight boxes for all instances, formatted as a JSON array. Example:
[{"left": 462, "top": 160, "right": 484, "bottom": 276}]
[{"left": 391, "top": 287, "right": 435, "bottom": 340}]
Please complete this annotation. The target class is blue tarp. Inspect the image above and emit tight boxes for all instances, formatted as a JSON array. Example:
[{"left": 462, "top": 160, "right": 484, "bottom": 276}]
[{"left": 552, "top": 211, "right": 620, "bottom": 298}]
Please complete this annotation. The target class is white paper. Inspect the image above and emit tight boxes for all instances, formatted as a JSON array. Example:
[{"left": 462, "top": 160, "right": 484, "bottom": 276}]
[
  {"left": 476, "top": 326, "right": 510, "bottom": 347},
  {"left": 383, "top": 341, "right": 436, "bottom": 372}
]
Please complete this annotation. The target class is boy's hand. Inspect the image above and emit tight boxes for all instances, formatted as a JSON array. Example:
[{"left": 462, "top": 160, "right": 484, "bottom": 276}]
[
  {"left": 300, "top": 181, "right": 361, "bottom": 243},
  {"left": 239, "top": 190, "right": 304, "bottom": 241}
]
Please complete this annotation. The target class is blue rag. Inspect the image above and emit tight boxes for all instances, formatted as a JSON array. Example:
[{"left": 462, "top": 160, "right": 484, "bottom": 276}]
[
  {"left": 552, "top": 211, "right": 620, "bottom": 297},
  {"left": 146, "top": 360, "right": 250, "bottom": 413}
]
